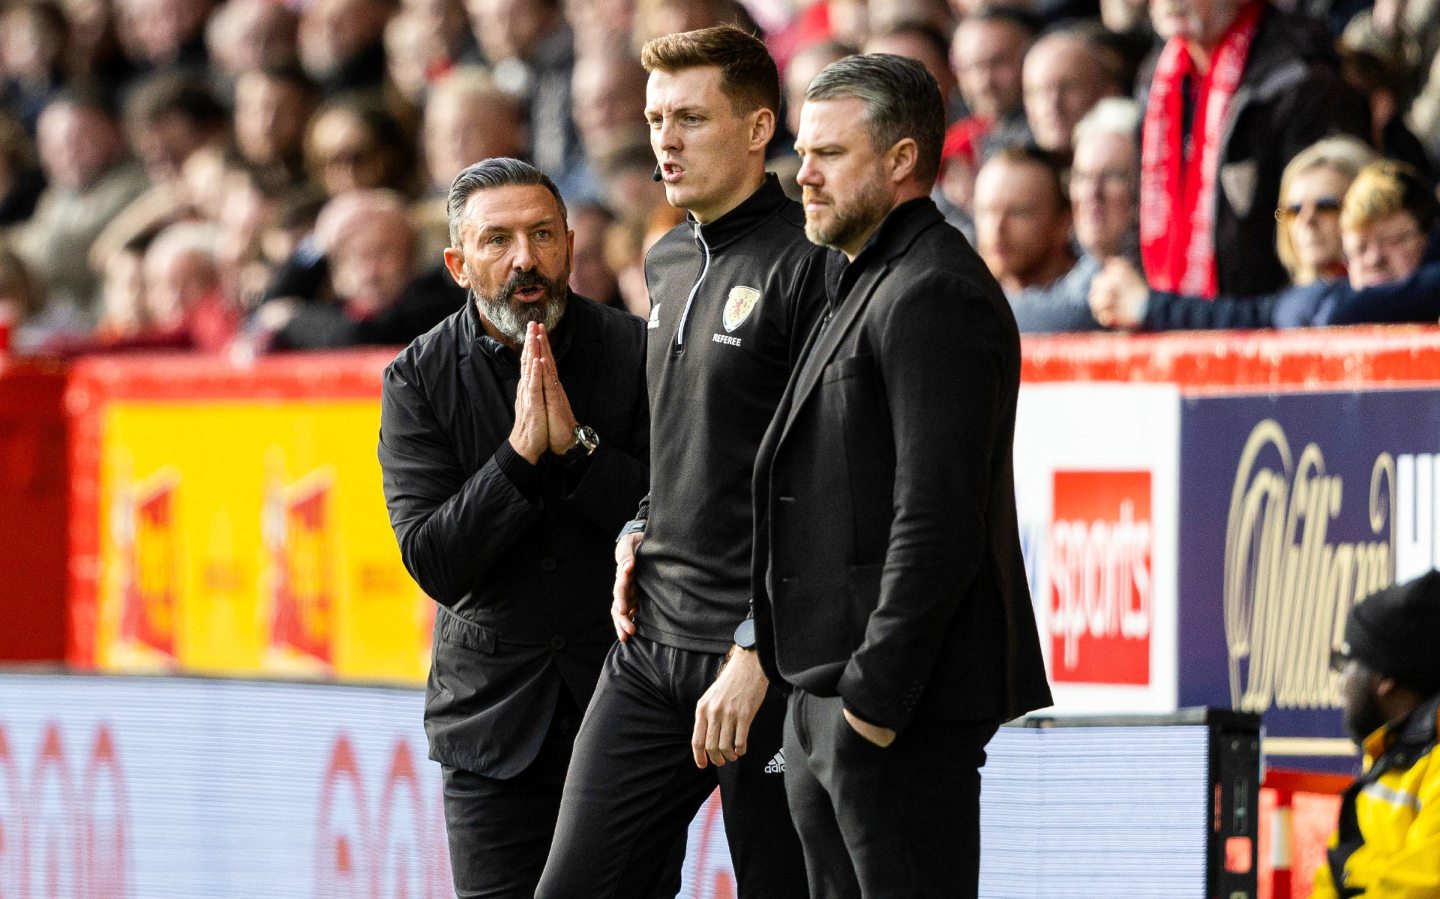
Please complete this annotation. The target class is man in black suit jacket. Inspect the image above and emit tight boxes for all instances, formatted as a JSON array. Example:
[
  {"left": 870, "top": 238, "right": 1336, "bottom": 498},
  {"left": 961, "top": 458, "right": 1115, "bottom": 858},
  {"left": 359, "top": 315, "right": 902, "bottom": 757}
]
[
  {"left": 377, "top": 158, "right": 648, "bottom": 898},
  {"left": 752, "top": 55, "right": 1053, "bottom": 898}
]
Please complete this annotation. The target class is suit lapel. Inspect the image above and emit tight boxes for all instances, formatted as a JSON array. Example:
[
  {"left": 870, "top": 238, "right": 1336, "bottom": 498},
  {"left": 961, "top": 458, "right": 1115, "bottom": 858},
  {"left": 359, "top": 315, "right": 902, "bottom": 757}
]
[
  {"left": 775, "top": 199, "right": 944, "bottom": 448},
  {"left": 778, "top": 260, "right": 888, "bottom": 444}
]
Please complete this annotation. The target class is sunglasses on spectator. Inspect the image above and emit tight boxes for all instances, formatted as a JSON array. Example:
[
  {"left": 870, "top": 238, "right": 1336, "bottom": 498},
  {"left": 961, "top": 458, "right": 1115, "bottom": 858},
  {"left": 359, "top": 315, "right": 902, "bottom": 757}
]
[{"left": 1275, "top": 197, "right": 1342, "bottom": 221}]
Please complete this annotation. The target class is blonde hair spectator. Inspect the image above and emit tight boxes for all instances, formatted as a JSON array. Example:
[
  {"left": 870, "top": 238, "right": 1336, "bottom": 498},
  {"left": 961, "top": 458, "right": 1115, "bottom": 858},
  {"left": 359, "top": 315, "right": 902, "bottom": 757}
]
[{"left": 1274, "top": 137, "right": 1377, "bottom": 285}]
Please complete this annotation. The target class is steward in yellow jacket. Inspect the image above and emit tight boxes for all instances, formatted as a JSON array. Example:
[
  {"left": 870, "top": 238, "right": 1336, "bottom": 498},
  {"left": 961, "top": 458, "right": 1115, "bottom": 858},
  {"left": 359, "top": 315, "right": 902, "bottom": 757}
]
[{"left": 1313, "top": 571, "right": 1440, "bottom": 898}]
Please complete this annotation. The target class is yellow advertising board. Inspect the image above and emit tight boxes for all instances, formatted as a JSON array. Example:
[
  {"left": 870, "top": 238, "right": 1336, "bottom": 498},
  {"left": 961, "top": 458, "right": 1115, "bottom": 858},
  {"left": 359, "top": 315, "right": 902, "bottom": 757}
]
[{"left": 68, "top": 354, "right": 431, "bottom": 685}]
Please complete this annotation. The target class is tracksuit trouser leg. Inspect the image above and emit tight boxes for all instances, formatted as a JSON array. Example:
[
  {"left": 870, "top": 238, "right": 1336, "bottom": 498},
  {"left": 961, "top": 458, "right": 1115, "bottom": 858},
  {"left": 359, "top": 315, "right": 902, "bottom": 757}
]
[{"left": 536, "top": 635, "right": 807, "bottom": 899}]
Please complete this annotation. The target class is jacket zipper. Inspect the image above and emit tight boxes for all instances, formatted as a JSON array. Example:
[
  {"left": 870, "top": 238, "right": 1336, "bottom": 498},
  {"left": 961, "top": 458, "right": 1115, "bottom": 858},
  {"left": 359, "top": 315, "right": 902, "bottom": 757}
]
[{"left": 676, "top": 221, "right": 711, "bottom": 348}]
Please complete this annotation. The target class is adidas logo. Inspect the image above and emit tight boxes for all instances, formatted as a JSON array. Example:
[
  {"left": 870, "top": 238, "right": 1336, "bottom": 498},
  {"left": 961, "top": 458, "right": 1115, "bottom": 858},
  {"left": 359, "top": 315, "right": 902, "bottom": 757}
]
[{"left": 763, "top": 749, "right": 785, "bottom": 774}]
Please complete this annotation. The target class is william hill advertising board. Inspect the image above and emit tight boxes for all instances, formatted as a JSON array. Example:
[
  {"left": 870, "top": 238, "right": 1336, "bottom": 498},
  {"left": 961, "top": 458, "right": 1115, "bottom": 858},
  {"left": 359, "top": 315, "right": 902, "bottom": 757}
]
[{"left": 1178, "top": 388, "right": 1440, "bottom": 768}]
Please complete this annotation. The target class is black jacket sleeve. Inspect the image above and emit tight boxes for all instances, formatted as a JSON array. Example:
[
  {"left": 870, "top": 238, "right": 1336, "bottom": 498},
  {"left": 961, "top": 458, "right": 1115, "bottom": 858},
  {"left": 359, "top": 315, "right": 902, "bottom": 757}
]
[
  {"left": 1323, "top": 263, "right": 1440, "bottom": 325},
  {"left": 1143, "top": 289, "right": 1279, "bottom": 331}
]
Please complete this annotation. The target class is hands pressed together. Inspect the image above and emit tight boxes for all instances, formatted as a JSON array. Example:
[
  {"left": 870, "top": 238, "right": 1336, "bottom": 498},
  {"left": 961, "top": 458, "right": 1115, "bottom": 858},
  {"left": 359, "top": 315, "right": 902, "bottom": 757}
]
[{"left": 508, "top": 321, "right": 581, "bottom": 464}]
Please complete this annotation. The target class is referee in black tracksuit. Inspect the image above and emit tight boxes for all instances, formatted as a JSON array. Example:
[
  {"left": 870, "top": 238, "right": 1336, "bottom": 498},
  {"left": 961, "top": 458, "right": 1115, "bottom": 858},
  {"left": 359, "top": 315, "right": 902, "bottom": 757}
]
[{"left": 536, "top": 26, "right": 828, "bottom": 899}]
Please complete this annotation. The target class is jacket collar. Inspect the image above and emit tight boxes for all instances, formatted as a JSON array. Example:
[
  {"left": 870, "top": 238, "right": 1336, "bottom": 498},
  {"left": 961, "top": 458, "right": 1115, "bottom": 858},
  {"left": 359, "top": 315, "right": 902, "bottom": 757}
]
[
  {"left": 826, "top": 196, "right": 943, "bottom": 305},
  {"left": 1365, "top": 691, "right": 1440, "bottom": 769},
  {"left": 779, "top": 197, "right": 943, "bottom": 443},
  {"left": 690, "top": 173, "right": 789, "bottom": 253}
]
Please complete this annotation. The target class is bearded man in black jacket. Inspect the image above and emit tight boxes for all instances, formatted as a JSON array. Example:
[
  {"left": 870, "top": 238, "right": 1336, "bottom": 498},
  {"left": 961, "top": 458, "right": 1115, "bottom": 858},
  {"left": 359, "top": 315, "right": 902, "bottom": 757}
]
[
  {"left": 377, "top": 157, "right": 649, "bottom": 899},
  {"left": 755, "top": 54, "right": 1052, "bottom": 898}
]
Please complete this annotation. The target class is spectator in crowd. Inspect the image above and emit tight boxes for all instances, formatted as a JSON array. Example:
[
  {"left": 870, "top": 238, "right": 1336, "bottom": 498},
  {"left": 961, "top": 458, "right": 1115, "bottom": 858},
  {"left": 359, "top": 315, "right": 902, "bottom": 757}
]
[
  {"left": 464, "top": 0, "right": 579, "bottom": 177},
  {"left": 255, "top": 189, "right": 464, "bottom": 350},
  {"left": 1313, "top": 570, "right": 1440, "bottom": 899},
  {"left": 0, "top": 0, "right": 71, "bottom": 134},
  {"left": 113, "top": 0, "right": 214, "bottom": 78},
  {"left": 1100, "top": 0, "right": 1149, "bottom": 33},
  {"left": 867, "top": 0, "right": 951, "bottom": 37},
  {"left": 566, "top": 201, "right": 619, "bottom": 308},
  {"left": 630, "top": 0, "right": 759, "bottom": 50},
  {"left": 304, "top": 96, "right": 416, "bottom": 198},
  {"left": 936, "top": 116, "right": 983, "bottom": 238},
  {"left": 1138, "top": 0, "right": 1367, "bottom": 300},
  {"left": 564, "top": 0, "right": 634, "bottom": 59},
  {"left": 394, "top": 0, "right": 474, "bottom": 83},
  {"left": 603, "top": 201, "right": 682, "bottom": 317},
  {"left": 973, "top": 145, "right": 1075, "bottom": 297},
  {"left": 591, "top": 138, "right": 666, "bottom": 223},
  {"left": 1093, "top": 159, "right": 1440, "bottom": 330},
  {"left": 205, "top": 0, "right": 299, "bottom": 88},
  {"left": 54, "top": 219, "right": 235, "bottom": 354},
  {"left": 232, "top": 62, "right": 319, "bottom": 191},
  {"left": 865, "top": 23, "right": 958, "bottom": 120},
  {"left": 1274, "top": 136, "right": 1376, "bottom": 287},
  {"left": 1012, "top": 97, "right": 1141, "bottom": 332},
  {"left": 417, "top": 67, "right": 528, "bottom": 252},
  {"left": 0, "top": 240, "right": 57, "bottom": 351},
  {"left": 566, "top": 53, "right": 650, "bottom": 201},
  {"left": 62, "top": 0, "right": 137, "bottom": 84},
  {"left": 784, "top": 40, "right": 854, "bottom": 140},
  {"left": 94, "top": 230, "right": 154, "bottom": 343},
  {"left": 297, "top": 0, "right": 395, "bottom": 97},
  {"left": 1022, "top": 26, "right": 1125, "bottom": 155},
  {"left": 214, "top": 162, "right": 283, "bottom": 311},
  {"left": 1409, "top": 49, "right": 1440, "bottom": 164},
  {"left": 383, "top": 10, "right": 435, "bottom": 107},
  {"left": 141, "top": 220, "right": 236, "bottom": 350},
  {"left": 1339, "top": 0, "right": 1440, "bottom": 86},
  {"left": 11, "top": 89, "right": 149, "bottom": 311},
  {"left": 82, "top": 73, "right": 228, "bottom": 271},
  {"left": 1338, "top": 48, "right": 1433, "bottom": 178},
  {"left": 0, "top": 112, "right": 46, "bottom": 225},
  {"left": 948, "top": 9, "right": 1036, "bottom": 159},
  {"left": 124, "top": 71, "right": 227, "bottom": 185}
]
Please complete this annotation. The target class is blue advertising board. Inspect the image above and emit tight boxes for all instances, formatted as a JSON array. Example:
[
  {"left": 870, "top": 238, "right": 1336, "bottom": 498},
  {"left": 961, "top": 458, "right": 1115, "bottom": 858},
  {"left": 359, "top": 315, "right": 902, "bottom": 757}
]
[{"left": 1177, "top": 387, "right": 1440, "bottom": 771}]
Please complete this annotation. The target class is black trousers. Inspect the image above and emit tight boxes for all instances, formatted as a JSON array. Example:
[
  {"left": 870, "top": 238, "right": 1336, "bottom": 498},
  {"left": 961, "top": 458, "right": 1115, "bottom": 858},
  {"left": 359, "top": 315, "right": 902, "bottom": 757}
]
[
  {"left": 784, "top": 689, "right": 999, "bottom": 899},
  {"left": 440, "top": 690, "right": 581, "bottom": 899},
  {"left": 536, "top": 635, "right": 808, "bottom": 899}
]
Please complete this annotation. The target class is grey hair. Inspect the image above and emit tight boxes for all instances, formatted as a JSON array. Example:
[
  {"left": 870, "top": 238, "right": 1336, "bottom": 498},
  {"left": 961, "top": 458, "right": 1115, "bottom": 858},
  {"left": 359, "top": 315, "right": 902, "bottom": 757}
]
[
  {"left": 447, "top": 157, "right": 567, "bottom": 246},
  {"left": 805, "top": 53, "right": 945, "bottom": 186},
  {"left": 1072, "top": 97, "right": 1141, "bottom": 147}
]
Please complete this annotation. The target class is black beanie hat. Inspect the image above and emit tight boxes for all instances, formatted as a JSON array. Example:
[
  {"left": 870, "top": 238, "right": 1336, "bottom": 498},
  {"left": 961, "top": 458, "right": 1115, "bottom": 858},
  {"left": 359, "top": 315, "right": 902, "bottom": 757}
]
[{"left": 1344, "top": 569, "right": 1440, "bottom": 695}]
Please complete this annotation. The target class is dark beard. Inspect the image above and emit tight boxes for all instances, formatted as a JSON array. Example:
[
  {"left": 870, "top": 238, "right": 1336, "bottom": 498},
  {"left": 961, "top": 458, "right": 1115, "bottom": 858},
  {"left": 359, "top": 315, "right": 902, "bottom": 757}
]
[
  {"left": 1343, "top": 686, "right": 1388, "bottom": 745},
  {"left": 473, "top": 268, "right": 569, "bottom": 344},
  {"left": 803, "top": 169, "right": 890, "bottom": 251}
]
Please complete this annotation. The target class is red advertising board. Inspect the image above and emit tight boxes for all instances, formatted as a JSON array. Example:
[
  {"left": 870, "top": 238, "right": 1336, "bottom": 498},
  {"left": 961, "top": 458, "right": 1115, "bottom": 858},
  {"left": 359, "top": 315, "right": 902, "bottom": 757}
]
[
  {"left": 1048, "top": 470, "right": 1152, "bottom": 685},
  {"left": 0, "top": 358, "right": 69, "bottom": 663}
]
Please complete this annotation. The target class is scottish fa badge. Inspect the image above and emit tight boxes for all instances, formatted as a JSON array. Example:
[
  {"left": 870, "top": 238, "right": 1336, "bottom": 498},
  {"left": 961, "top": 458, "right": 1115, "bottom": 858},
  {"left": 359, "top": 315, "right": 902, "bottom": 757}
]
[{"left": 723, "top": 287, "right": 760, "bottom": 332}]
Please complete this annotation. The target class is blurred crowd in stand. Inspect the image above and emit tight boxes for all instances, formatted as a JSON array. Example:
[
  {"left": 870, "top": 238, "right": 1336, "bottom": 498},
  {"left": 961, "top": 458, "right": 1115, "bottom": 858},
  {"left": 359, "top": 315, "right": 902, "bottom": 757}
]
[{"left": 2, "top": 0, "right": 1440, "bottom": 356}]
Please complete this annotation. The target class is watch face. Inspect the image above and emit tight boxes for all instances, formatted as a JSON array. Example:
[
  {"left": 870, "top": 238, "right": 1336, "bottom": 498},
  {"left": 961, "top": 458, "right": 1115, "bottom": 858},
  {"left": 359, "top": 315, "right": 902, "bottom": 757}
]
[
  {"left": 576, "top": 425, "right": 599, "bottom": 453},
  {"left": 734, "top": 618, "right": 756, "bottom": 649}
]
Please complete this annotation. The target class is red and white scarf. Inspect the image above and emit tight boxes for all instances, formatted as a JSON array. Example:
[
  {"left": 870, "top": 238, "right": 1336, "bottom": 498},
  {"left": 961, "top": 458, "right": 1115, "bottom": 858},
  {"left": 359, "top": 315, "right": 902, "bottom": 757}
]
[{"left": 1140, "top": 1, "right": 1264, "bottom": 298}]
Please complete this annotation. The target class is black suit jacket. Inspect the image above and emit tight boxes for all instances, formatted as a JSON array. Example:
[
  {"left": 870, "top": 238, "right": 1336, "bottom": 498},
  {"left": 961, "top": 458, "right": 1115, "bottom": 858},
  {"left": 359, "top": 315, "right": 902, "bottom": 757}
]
[
  {"left": 752, "top": 198, "right": 1051, "bottom": 733},
  {"left": 379, "top": 295, "right": 648, "bottom": 776}
]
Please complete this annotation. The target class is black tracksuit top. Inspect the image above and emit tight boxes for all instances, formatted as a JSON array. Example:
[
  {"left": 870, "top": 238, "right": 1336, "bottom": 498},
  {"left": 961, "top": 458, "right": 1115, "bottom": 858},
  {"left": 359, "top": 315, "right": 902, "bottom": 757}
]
[{"left": 633, "top": 174, "right": 830, "bottom": 652}]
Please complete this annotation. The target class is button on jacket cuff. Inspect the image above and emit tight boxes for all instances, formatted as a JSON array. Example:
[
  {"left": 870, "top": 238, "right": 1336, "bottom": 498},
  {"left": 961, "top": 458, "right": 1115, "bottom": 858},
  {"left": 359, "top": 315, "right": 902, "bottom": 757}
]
[{"left": 494, "top": 440, "right": 542, "bottom": 502}]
